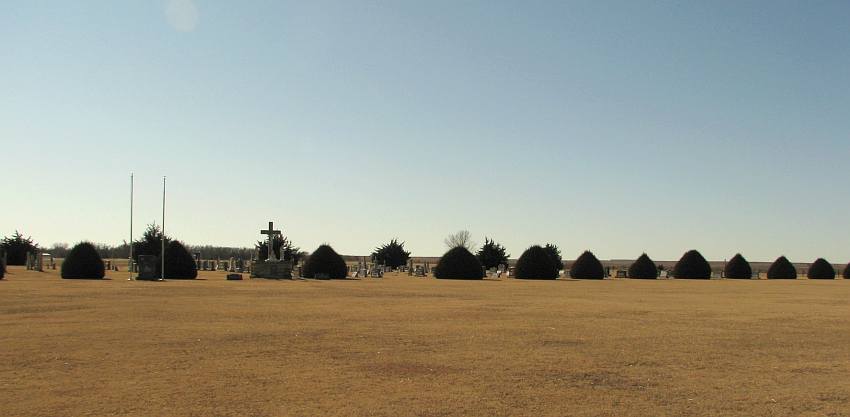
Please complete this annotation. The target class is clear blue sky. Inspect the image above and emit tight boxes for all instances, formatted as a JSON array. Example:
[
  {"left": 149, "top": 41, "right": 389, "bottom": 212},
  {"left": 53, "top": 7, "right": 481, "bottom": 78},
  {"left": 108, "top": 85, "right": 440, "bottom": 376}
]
[{"left": 2, "top": 1, "right": 848, "bottom": 262}]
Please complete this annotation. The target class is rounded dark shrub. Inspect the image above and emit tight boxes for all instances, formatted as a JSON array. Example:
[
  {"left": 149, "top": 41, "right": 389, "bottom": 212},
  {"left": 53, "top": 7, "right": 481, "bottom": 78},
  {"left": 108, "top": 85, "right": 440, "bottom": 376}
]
[
  {"left": 514, "top": 245, "right": 559, "bottom": 280},
  {"left": 724, "top": 253, "right": 752, "bottom": 279},
  {"left": 767, "top": 256, "right": 796, "bottom": 279},
  {"left": 844, "top": 263, "right": 850, "bottom": 279},
  {"left": 434, "top": 246, "right": 484, "bottom": 280},
  {"left": 569, "top": 251, "right": 605, "bottom": 280},
  {"left": 807, "top": 258, "right": 835, "bottom": 280},
  {"left": 673, "top": 250, "right": 711, "bottom": 279},
  {"left": 156, "top": 241, "right": 197, "bottom": 279},
  {"left": 302, "top": 244, "right": 348, "bottom": 279},
  {"left": 628, "top": 253, "right": 657, "bottom": 279},
  {"left": 61, "top": 242, "right": 105, "bottom": 279},
  {"left": 0, "top": 258, "right": 5, "bottom": 279}
]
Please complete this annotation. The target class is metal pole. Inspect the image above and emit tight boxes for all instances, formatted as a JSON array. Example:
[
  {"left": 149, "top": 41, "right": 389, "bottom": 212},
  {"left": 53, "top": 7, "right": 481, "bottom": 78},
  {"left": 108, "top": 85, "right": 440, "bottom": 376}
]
[
  {"left": 128, "top": 173, "right": 134, "bottom": 280},
  {"left": 161, "top": 176, "right": 166, "bottom": 280}
]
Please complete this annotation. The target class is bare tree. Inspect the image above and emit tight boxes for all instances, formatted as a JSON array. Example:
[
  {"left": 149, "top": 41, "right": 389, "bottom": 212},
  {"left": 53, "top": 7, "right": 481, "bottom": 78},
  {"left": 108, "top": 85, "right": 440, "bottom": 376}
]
[{"left": 444, "top": 230, "right": 476, "bottom": 251}]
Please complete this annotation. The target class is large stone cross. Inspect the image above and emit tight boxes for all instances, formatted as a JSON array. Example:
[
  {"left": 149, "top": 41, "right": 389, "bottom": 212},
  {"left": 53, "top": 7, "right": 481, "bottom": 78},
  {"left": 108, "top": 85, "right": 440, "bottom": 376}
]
[{"left": 260, "top": 221, "right": 282, "bottom": 262}]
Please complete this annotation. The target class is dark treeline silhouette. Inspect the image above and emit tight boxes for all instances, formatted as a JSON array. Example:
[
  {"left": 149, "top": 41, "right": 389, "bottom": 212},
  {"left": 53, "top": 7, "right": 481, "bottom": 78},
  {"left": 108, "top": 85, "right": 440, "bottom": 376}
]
[{"left": 46, "top": 241, "right": 255, "bottom": 261}]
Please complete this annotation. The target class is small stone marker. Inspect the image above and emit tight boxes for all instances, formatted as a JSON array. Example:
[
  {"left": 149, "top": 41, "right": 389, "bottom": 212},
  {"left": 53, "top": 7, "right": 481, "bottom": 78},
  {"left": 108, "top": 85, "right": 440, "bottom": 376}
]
[{"left": 226, "top": 273, "right": 243, "bottom": 281}]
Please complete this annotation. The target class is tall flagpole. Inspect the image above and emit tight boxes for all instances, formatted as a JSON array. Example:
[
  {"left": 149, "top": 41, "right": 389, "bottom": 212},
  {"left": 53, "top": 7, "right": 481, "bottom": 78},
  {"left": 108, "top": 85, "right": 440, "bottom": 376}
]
[
  {"left": 128, "top": 173, "right": 134, "bottom": 280},
  {"left": 161, "top": 176, "right": 166, "bottom": 281}
]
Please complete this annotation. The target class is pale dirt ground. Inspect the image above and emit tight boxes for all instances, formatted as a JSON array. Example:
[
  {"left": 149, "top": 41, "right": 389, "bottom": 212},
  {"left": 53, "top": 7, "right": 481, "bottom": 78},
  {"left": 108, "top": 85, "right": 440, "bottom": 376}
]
[{"left": 1, "top": 266, "right": 849, "bottom": 417}]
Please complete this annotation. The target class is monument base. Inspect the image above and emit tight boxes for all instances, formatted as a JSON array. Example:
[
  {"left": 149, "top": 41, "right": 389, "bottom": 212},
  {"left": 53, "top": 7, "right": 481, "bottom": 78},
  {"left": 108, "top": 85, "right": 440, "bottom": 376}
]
[{"left": 251, "top": 260, "right": 293, "bottom": 279}]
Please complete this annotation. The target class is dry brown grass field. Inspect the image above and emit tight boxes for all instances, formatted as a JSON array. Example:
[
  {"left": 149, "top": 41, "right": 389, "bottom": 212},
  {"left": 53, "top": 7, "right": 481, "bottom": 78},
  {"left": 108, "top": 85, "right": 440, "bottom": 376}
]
[{"left": 2, "top": 266, "right": 849, "bottom": 417}]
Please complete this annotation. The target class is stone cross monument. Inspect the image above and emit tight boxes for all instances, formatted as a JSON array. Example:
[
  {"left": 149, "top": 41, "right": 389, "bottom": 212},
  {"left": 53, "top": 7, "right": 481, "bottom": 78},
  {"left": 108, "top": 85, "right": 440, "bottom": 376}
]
[
  {"left": 251, "top": 221, "right": 292, "bottom": 279},
  {"left": 261, "top": 221, "right": 282, "bottom": 262}
]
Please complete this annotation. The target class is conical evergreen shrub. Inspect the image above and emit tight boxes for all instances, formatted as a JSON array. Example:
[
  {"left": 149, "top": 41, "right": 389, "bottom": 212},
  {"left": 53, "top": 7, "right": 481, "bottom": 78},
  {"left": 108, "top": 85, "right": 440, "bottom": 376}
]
[
  {"left": 844, "top": 263, "right": 850, "bottom": 279},
  {"left": 156, "top": 241, "right": 197, "bottom": 279},
  {"left": 724, "top": 253, "right": 752, "bottom": 279},
  {"left": 302, "top": 244, "right": 348, "bottom": 279},
  {"left": 434, "top": 246, "right": 484, "bottom": 280},
  {"left": 807, "top": 258, "right": 835, "bottom": 280},
  {"left": 569, "top": 251, "right": 605, "bottom": 279},
  {"left": 628, "top": 253, "right": 657, "bottom": 279},
  {"left": 514, "top": 245, "right": 559, "bottom": 280},
  {"left": 61, "top": 242, "right": 105, "bottom": 279},
  {"left": 767, "top": 256, "right": 796, "bottom": 279},
  {"left": 673, "top": 250, "right": 711, "bottom": 279}
]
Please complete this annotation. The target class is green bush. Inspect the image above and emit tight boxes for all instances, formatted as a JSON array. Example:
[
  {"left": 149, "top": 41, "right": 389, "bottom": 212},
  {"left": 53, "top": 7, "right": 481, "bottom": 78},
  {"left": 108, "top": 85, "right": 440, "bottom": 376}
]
[
  {"left": 569, "top": 251, "right": 604, "bottom": 280},
  {"left": 256, "top": 235, "right": 303, "bottom": 265},
  {"left": 371, "top": 239, "right": 411, "bottom": 269},
  {"left": 807, "top": 258, "right": 835, "bottom": 280},
  {"left": 133, "top": 224, "right": 169, "bottom": 264},
  {"left": 514, "top": 245, "right": 559, "bottom": 280},
  {"left": 302, "top": 244, "right": 348, "bottom": 279},
  {"left": 476, "top": 238, "right": 510, "bottom": 270},
  {"left": 61, "top": 242, "right": 105, "bottom": 279},
  {"left": 1, "top": 231, "right": 38, "bottom": 266},
  {"left": 156, "top": 241, "right": 198, "bottom": 279},
  {"left": 673, "top": 250, "right": 711, "bottom": 279},
  {"left": 544, "top": 243, "right": 563, "bottom": 271},
  {"left": 628, "top": 253, "right": 657, "bottom": 279},
  {"left": 844, "top": 263, "right": 850, "bottom": 279},
  {"left": 767, "top": 256, "right": 796, "bottom": 279},
  {"left": 434, "top": 247, "right": 484, "bottom": 280},
  {"left": 724, "top": 253, "right": 752, "bottom": 279}
]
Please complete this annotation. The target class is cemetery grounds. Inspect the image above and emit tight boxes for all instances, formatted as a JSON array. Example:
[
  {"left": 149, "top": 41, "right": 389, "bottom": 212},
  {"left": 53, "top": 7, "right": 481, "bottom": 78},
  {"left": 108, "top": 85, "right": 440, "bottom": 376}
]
[{"left": 1, "top": 266, "right": 849, "bottom": 417}]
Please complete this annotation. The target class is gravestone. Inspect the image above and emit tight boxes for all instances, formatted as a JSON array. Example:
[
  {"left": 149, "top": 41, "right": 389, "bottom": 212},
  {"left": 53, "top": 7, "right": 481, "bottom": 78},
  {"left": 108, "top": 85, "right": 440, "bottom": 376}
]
[
  {"left": 251, "top": 221, "right": 293, "bottom": 279},
  {"left": 136, "top": 255, "right": 159, "bottom": 280},
  {"left": 354, "top": 263, "right": 367, "bottom": 278}
]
